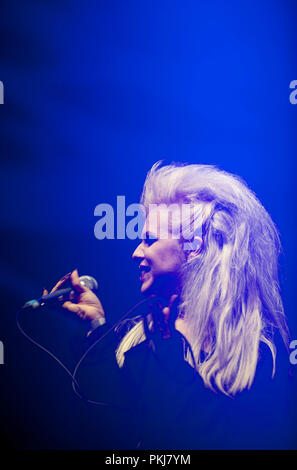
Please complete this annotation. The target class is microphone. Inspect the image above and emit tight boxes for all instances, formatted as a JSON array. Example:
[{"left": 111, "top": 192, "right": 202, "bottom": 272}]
[{"left": 22, "top": 275, "right": 98, "bottom": 309}]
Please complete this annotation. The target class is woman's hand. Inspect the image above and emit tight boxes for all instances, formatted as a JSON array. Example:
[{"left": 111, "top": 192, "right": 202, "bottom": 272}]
[
  {"left": 43, "top": 269, "right": 105, "bottom": 323},
  {"left": 147, "top": 294, "right": 179, "bottom": 340}
]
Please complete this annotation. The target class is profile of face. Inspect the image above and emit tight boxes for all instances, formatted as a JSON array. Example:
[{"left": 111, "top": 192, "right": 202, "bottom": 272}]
[{"left": 132, "top": 205, "right": 201, "bottom": 298}]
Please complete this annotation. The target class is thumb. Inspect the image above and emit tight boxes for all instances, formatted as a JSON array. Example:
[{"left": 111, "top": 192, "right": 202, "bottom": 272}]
[{"left": 70, "top": 269, "right": 88, "bottom": 294}]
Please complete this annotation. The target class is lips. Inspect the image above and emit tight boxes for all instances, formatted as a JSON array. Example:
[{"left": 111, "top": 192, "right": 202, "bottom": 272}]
[{"left": 139, "top": 264, "right": 151, "bottom": 281}]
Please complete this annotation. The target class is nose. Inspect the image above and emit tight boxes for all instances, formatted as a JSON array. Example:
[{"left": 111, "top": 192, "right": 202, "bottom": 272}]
[{"left": 132, "top": 241, "right": 144, "bottom": 260}]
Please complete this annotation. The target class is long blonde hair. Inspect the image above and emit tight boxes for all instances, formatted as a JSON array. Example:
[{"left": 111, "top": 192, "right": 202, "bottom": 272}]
[{"left": 116, "top": 162, "right": 289, "bottom": 395}]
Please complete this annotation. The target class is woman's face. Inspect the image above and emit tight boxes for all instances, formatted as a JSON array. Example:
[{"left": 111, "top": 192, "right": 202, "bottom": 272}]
[{"left": 132, "top": 206, "right": 186, "bottom": 298}]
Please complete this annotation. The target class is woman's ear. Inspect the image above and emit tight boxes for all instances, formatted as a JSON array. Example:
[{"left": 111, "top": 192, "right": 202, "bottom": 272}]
[{"left": 187, "top": 236, "right": 203, "bottom": 261}]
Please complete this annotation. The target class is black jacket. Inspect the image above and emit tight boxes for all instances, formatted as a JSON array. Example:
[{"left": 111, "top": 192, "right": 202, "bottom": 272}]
[{"left": 72, "top": 320, "right": 294, "bottom": 450}]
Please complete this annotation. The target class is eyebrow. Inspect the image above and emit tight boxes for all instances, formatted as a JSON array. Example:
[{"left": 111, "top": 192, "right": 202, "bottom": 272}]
[{"left": 143, "top": 231, "right": 158, "bottom": 240}]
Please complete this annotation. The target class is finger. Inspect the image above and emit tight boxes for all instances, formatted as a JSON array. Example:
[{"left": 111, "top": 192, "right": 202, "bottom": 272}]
[
  {"left": 70, "top": 269, "right": 88, "bottom": 294},
  {"left": 62, "top": 301, "right": 86, "bottom": 319},
  {"left": 50, "top": 272, "right": 72, "bottom": 293},
  {"left": 163, "top": 294, "right": 179, "bottom": 324},
  {"left": 42, "top": 288, "right": 49, "bottom": 296},
  {"left": 164, "top": 294, "right": 179, "bottom": 315},
  {"left": 162, "top": 306, "right": 170, "bottom": 321},
  {"left": 168, "top": 294, "right": 179, "bottom": 309},
  {"left": 150, "top": 299, "right": 166, "bottom": 332}
]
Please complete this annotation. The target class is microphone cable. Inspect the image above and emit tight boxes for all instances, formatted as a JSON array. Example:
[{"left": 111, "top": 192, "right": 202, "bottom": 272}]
[{"left": 16, "top": 296, "right": 155, "bottom": 408}]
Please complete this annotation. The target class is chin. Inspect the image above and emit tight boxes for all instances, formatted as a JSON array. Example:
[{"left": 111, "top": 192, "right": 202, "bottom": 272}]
[
  {"left": 140, "top": 283, "right": 152, "bottom": 295},
  {"left": 140, "top": 278, "right": 156, "bottom": 296}
]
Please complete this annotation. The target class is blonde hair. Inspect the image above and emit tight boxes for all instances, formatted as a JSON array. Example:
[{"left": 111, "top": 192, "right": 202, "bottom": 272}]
[{"left": 116, "top": 162, "right": 289, "bottom": 395}]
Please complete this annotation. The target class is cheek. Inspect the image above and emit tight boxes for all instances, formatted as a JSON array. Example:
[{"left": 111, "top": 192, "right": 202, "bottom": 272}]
[{"left": 155, "top": 244, "right": 184, "bottom": 272}]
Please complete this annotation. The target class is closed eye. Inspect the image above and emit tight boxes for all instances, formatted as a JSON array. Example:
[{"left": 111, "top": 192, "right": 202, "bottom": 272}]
[{"left": 143, "top": 232, "right": 158, "bottom": 246}]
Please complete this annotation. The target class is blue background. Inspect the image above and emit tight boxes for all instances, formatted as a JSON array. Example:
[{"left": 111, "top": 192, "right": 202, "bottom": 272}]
[{"left": 0, "top": 0, "right": 296, "bottom": 449}]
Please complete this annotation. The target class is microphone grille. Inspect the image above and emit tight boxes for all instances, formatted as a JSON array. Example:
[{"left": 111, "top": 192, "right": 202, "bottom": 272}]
[{"left": 79, "top": 275, "right": 98, "bottom": 291}]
